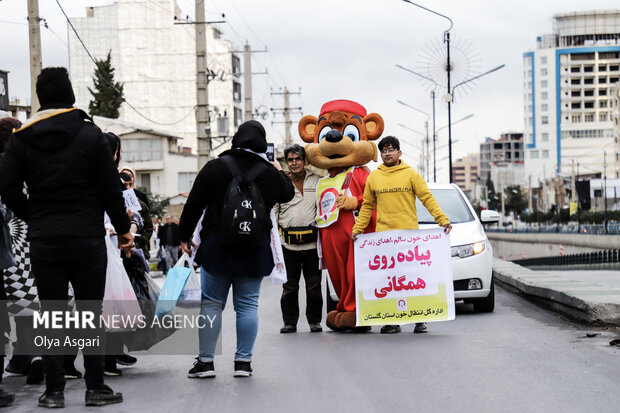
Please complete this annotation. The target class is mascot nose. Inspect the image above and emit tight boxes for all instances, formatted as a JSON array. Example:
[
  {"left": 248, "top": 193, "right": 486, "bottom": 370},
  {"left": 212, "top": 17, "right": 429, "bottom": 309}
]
[{"left": 325, "top": 129, "right": 343, "bottom": 143}]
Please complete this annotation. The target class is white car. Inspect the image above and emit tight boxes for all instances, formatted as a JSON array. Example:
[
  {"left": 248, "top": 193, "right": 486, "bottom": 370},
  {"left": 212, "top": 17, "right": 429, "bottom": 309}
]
[
  {"left": 325, "top": 183, "right": 499, "bottom": 313},
  {"left": 417, "top": 184, "right": 499, "bottom": 312}
]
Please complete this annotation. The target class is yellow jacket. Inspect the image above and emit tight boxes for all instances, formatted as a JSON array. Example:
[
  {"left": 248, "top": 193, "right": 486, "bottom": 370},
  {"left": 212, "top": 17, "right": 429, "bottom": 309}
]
[{"left": 352, "top": 161, "right": 449, "bottom": 234}]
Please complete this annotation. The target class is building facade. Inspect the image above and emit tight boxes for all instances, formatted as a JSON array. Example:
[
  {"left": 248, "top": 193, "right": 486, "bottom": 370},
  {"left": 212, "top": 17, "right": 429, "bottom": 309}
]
[
  {"left": 452, "top": 153, "right": 479, "bottom": 198},
  {"left": 523, "top": 10, "right": 620, "bottom": 183},
  {"left": 479, "top": 133, "right": 525, "bottom": 188},
  {"left": 95, "top": 116, "right": 196, "bottom": 199},
  {"left": 68, "top": 0, "right": 242, "bottom": 159}
]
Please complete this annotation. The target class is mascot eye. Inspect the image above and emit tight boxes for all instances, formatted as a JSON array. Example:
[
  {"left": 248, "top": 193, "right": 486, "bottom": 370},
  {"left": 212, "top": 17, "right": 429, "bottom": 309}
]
[
  {"left": 318, "top": 126, "right": 332, "bottom": 141},
  {"left": 343, "top": 124, "right": 360, "bottom": 142}
]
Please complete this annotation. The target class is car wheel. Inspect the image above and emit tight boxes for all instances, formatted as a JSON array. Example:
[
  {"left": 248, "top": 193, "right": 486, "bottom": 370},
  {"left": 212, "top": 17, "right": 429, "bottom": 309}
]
[
  {"left": 473, "top": 278, "right": 495, "bottom": 313},
  {"left": 325, "top": 282, "right": 338, "bottom": 313}
]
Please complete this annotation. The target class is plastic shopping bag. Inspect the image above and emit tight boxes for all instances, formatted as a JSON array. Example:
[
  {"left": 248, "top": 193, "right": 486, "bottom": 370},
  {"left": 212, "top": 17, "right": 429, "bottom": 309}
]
[
  {"left": 155, "top": 253, "right": 193, "bottom": 318},
  {"left": 124, "top": 274, "right": 177, "bottom": 351},
  {"left": 267, "top": 209, "right": 287, "bottom": 284},
  {"left": 178, "top": 267, "right": 201, "bottom": 307},
  {"left": 102, "top": 233, "right": 143, "bottom": 332}
]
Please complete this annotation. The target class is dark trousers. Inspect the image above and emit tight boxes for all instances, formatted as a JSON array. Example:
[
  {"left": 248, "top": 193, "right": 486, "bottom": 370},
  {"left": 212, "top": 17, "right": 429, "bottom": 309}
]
[
  {"left": 280, "top": 247, "right": 323, "bottom": 326},
  {"left": 30, "top": 238, "right": 107, "bottom": 392}
]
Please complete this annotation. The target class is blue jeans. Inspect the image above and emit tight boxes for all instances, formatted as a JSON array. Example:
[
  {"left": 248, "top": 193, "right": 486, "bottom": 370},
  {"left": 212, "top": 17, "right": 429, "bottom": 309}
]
[{"left": 198, "top": 268, "right": 263, "bottom": 362}]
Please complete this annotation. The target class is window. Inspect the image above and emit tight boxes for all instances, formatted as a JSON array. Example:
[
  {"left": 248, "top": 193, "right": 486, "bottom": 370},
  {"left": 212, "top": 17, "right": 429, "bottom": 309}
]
[
  {"left": 599, "top": 113, "right": 608, "bottom": 122},
  {"left": 584, "top": 114, "right": 594, "bottom": 122},
  {"left": 542, "top": 150, "right": 549, "bottom": 158},
  {"left": 542, "top": 92, "right": 548, "bottom": 100},
  {"left": 541, "top": 104, "right": 548, "bottom": 112},
  {"left": 530, "top": 150, "right": 539, "bottom": 159},
  {"left": 233, "top": 81, "right": 242, "bottom": 102},
  {"left": 231, "top": 55, "right": 241, "bottom": 77},
  {"left": 178, "top": 172, "right": 197, "bottom": 193},
  {"left": 570, "top": 90, "right": 580, "bottom": 97},
  {"left": 541, "top": 68, "right": 548, "bottom": 76},
  {"left": 600, "top": 100, "right": 608, "bottom": 108},
  {"left": 542, "top": 133, "right": 549, "bottom": 142},
  {"left": 121, "top": 138, "right": 162, "bottom": 162},
  {"left": 541, "top": 56, "right": 547, "bottom": 64},
  {"left": 541, "top": 80, "right": 548, "bottom": 87},
  {"left": 571, "top": 114, "right": 581, "bottom": 122},
  {"left": 599, "top": 89, "right": 607, "bottom": 96},
  {"left": 541, "top": 116, "right": 548, "bottom": 124},
  {"left": 137, "top": 173, "right": 150, "bottom": 192}
]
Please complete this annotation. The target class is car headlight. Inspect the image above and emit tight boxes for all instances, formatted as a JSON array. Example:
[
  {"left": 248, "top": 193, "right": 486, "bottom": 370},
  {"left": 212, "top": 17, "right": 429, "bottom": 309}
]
[{"left": 451, "top": 241, "right": 485, "bottom": 258}]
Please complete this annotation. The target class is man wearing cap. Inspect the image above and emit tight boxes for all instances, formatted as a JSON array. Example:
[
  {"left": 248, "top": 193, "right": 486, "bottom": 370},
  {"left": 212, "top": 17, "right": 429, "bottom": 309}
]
[{"left": 0, "top": 67, "right": 132, "bottom": 408}]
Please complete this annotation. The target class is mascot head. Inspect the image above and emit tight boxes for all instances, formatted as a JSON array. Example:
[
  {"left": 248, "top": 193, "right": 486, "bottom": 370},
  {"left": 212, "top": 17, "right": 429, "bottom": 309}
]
[{"left": 298, "top": 100, "right": 384, "bottom": 171}]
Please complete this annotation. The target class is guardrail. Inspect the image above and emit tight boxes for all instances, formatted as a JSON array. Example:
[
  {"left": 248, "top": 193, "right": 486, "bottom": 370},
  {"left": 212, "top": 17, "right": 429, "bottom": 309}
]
[
  {"left": 486, "top": 224, "right": 620, "bottom": 235},
  {"left": 513, "top": 249, "right": 620, "bottom": 266}
]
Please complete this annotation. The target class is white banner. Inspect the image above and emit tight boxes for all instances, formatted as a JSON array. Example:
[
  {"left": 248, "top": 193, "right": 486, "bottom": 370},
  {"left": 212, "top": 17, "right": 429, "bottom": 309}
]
[{"left": 354, "top": 228, "right": 455, "bottom": 326}]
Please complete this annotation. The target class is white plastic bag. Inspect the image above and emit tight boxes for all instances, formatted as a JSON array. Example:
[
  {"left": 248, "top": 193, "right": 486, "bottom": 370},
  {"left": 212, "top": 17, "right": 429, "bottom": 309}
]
[
  {"left": 102, "top": 233, "right": 143, "bottom": 332},
  {"left": 267, "top": 209, "right": 287, "bottom": 284},
  {"left": 177, "top": 253, "right": 201, "bottom": 306}
]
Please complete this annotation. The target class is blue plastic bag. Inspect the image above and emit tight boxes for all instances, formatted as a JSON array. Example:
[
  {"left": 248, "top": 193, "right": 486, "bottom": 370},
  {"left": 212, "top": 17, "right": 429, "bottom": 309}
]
[{"left": 155, "top": 253, "right": 193, "bottom": 318}]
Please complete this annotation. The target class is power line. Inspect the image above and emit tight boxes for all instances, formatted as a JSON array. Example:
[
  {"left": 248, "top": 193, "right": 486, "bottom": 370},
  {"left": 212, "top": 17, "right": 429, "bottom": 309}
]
[{"left": 54, "top": 0, "right": 196, "bottom": 126}]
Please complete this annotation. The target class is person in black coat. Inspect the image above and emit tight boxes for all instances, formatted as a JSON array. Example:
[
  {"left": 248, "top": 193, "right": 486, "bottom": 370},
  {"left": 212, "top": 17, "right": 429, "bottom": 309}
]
[
  {"left": 179, "top": 120, "right": 294, "bottom": 378},
  {"left": 0, "top": 67, "right": 133, "bottom": 408},
  {"left": 157, "top": 215, "right": 180, "bottom": 273}
]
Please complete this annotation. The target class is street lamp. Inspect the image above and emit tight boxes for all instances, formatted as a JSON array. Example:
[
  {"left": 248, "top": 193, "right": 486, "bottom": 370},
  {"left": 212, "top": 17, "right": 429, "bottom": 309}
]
[
  {"left": 449, "top": 64, "right": 506, "bottom": 103},
  {"left": 397, "top": 100, "right": 430, "bottom": 181},
  {"left": 400, "top": 0, "right": 453, "bottom": 182},
  {"left": 396, "top": 64, "right": 438, "bottom": 182}
]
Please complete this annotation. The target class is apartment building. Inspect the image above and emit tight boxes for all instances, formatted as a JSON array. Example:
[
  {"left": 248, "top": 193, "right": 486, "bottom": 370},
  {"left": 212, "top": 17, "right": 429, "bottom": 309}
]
[{"left": 523, "top": 10, "right": 620, "bottom": 182}]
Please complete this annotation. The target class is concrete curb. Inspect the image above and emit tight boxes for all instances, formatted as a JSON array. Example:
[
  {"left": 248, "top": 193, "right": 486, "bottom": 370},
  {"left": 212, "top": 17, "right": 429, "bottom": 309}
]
[{"left": 492, "top": 257, "right": 620, "bottom": 326}]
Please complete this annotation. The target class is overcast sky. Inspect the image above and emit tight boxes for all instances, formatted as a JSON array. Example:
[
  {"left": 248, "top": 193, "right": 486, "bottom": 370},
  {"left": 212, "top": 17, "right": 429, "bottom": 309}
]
[{"left": 1, "top": 0, "right": 619, "bottom": 177}]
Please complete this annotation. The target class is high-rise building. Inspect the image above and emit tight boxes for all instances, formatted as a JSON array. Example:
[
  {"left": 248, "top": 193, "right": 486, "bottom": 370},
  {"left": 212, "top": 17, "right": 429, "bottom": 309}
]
[
  {"left": 523, "top": 10, "right": 620, "bottom": 183},
  {"left": 68, "top": 0, "right": 242, "bottom": 154}
]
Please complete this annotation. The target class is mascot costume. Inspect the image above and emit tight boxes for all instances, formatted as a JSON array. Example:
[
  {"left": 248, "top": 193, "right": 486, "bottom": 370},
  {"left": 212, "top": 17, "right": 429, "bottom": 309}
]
[{"left": 298, "top": 100, "right": 383, "bottom": 331}]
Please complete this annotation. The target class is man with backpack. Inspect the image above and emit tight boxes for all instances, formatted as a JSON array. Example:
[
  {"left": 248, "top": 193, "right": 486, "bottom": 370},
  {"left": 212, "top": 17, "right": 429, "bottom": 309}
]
[{"left": 178, "top": 120, "right": 294, "bottom": 378}]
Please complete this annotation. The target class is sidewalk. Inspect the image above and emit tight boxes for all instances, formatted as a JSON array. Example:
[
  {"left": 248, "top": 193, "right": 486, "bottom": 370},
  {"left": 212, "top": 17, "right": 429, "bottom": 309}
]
[{"left": 493, "top": 257, "right": 620, "bottom": 325}]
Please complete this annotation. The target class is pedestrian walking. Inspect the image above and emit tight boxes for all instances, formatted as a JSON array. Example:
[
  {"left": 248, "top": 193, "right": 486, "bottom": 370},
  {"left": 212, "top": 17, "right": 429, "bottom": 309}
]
[
  {"left": 158, "top": 214, "right": 179, "bottom": 273},
  {"left": 275, "top": 144, "right": 323, "bottom": 333},
  {"left": 179, "top": 120, "right": 294, "bottom": 378},
  {"left": 351, "top": 136, "right": 452, "bottom": 334},
  {"left": 0, "top": 67, "right": 133, "bottom": 408}
]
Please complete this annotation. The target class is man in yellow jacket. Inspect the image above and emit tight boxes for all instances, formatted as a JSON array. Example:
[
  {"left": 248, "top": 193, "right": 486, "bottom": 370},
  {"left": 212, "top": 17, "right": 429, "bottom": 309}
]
[{"left": 351, "top": 136, "right": 452, "bottom": 334}]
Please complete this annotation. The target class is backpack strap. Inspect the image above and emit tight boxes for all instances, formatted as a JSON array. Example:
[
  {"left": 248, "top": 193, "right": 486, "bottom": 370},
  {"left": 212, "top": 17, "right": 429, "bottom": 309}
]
[{"left": 221, "top": 155, "right": 268, "bottom": 182}]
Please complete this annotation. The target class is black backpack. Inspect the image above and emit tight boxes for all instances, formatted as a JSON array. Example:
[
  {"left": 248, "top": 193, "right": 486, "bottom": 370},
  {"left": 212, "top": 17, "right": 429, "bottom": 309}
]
[{"left": 219, "top": 155, "right": 271, "bottom": 247}]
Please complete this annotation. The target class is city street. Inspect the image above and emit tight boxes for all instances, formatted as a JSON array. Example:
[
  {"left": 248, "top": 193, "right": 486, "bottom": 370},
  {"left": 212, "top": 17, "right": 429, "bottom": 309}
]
[{"left": 4, "top": 279, "right": 620, "bottom": 412}]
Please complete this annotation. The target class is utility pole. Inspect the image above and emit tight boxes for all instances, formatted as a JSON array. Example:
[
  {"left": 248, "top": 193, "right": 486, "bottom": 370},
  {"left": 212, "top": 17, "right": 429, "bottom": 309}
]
[
  {"left": 28, "top": 0, "right": 42, "bottom": 112},
  {"left": 271, "top": 88, "right": 301, "bottom": 147},
  {"left": 243, "top": 43, "right": 252, "bottom": 121},
  {"left": 195, "top": 0, "right": 211, "bottom": 170},
  {"left": 241, "top": 43, "right": 267, "bottom": 121},
  {"left": 528, "top": 175, "right": 532, "bottom": 213}
]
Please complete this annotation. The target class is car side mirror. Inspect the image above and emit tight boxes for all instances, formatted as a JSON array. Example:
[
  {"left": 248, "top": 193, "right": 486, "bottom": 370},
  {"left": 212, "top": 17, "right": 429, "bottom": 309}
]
[{"left": 480, "top": 209, "right": 500, "bottom": 223}]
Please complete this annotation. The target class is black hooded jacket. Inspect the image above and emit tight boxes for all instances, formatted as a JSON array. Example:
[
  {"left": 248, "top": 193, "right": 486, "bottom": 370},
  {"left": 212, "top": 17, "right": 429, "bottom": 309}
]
[
  {"left": 178, "top": 121, "right": 294, "bottom": 277},
  {"left": 0, "top": 108, "right": 130, "bottom": 240}
]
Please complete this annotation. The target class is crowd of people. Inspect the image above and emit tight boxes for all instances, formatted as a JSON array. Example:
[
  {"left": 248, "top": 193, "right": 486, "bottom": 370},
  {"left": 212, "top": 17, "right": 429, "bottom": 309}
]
[{"left": 0, "top": 67, "right": 450, "bottom": 409}]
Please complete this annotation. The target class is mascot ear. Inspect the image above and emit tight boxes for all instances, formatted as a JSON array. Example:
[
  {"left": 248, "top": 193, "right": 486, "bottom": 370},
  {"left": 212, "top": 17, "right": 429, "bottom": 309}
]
[
  {"left": 363, "top": 113, "right": 384, "bottom": 141},
  {"left": 298, "top": 115, "right": 318, "bottom": 143}
]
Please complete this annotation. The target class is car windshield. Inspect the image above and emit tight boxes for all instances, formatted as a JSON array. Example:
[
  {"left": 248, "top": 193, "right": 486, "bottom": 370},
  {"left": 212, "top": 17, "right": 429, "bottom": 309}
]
[{"left": 416, "top": 188, "right": 474, "bottom": 224}]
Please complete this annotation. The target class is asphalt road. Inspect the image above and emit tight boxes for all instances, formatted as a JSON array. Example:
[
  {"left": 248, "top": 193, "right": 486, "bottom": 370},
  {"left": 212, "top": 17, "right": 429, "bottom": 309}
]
[{"left": 4, "top": 279, "right": 620, "bottom": 413}]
